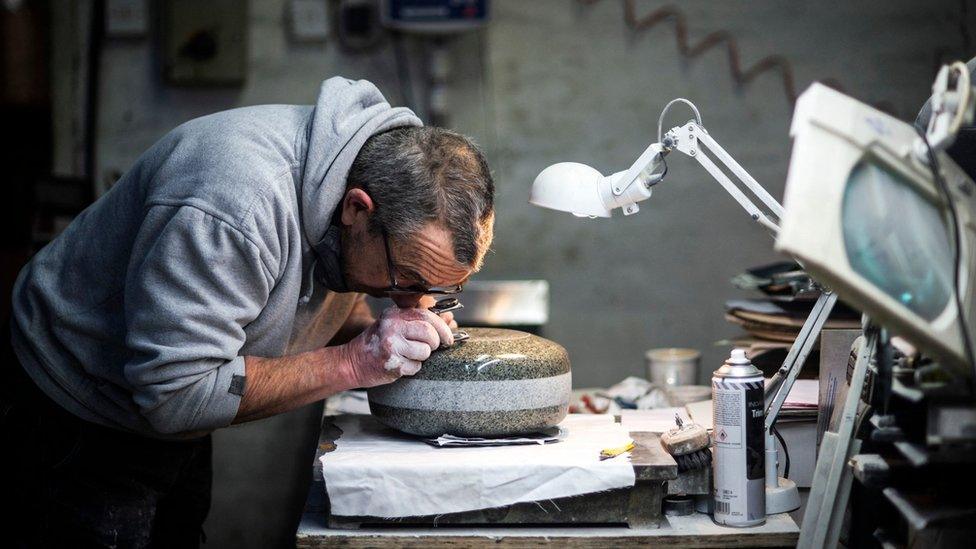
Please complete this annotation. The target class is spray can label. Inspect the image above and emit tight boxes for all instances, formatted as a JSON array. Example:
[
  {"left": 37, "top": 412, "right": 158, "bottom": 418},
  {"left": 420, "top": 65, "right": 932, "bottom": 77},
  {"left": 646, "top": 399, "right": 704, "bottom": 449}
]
[{"left": 712, "top": 375, "right": 766, "bottom": 525}]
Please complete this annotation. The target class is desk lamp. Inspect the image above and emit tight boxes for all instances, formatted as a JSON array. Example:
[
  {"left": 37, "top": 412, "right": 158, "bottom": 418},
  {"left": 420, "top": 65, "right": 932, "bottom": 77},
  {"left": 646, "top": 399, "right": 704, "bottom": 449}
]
[{"left": 528, "top": 98, "right": 831, "bottom": 515}]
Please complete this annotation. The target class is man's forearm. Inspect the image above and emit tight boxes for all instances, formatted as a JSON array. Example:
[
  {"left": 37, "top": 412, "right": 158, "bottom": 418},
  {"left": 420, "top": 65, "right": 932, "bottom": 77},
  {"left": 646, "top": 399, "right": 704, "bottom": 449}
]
[{"left": 234, "top": 345, "right": 354, "bottom": 423}]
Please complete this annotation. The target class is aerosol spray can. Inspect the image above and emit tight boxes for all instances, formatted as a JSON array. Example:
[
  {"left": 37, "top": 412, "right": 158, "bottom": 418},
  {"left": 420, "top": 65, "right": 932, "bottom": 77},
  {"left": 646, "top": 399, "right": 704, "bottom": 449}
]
[{"left": 712, "top": 348, "right": 766, "bottom": 527}]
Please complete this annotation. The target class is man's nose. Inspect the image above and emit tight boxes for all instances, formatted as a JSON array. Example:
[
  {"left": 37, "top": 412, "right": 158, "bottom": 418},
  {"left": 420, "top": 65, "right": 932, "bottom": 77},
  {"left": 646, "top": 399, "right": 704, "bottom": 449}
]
[{"left": 391, "top": 293, "right": 424, "bottom": 309}]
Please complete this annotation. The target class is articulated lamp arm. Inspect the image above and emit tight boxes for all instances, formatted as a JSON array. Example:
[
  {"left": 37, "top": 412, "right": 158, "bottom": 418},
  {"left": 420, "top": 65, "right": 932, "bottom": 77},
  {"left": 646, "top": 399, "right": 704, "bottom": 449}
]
[
  {"left": 595, "top": 116, "right": 783, "bottom": 235},
  {"left": 662, "top": 121, "right": 784, "bottom": 235},
  {"left": 530, "top": 99, "right": 784, "bottom": 234}
]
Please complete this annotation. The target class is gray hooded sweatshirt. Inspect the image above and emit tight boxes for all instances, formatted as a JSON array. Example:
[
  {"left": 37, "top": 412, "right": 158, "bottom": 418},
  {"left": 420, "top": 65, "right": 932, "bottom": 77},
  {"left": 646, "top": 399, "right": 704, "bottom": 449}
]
[{"left": 10, "top": 77, "right": 421, "bottom": 437}]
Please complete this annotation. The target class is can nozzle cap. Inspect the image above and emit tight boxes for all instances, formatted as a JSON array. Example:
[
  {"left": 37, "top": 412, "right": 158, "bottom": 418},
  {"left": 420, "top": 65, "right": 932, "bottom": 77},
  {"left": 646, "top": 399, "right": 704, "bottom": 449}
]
[{"left": 727, "top": 348, "right": 751, "bottom": 365}]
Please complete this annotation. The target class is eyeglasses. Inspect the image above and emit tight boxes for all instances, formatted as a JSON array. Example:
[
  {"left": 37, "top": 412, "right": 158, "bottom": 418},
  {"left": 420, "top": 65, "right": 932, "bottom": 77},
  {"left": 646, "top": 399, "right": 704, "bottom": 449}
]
[{"left": 381, "top": 227, "right": 463, "bottom": 296}]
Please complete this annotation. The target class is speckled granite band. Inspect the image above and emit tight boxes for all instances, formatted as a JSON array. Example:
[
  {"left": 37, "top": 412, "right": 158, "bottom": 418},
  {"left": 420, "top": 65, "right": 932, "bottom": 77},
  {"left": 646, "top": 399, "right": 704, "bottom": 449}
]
[
  {"left": 411, "top": 329, "right": 570, "bottom": 381},
  {"left": 368, "top": 372, "right": 571, "bottom": 411},
  {"left": 369, "top": 402, "right": 569, "bottom": 438},
  {"left": 366, "top": 328, "right": 573, "bottom": 438}
]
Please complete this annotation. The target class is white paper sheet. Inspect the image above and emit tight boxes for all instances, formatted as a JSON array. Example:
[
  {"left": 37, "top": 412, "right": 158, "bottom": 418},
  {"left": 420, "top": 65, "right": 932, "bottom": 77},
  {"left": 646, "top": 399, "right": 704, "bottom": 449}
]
[
  {"left": 761, "top": 377, "right": 820, "bottom": 408},
  {"left": 320, "top": 414, "right": 636, "bottom": 518},
  {"left": 425, "top": 427, "right": 564, "bottom": 447},
  {"left": 782, "top": 379, "right": 819, "bottom": 408}
]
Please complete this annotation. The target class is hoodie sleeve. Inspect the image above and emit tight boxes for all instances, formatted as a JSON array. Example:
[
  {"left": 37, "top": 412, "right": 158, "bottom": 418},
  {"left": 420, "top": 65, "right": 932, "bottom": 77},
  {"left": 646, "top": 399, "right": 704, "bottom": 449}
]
[{"left": 123, "top": 204, "right": 274, "bottom": 435}]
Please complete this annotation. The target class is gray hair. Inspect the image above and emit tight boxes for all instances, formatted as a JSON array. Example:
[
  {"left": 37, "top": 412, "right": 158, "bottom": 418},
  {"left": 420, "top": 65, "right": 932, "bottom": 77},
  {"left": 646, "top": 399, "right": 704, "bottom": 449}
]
[{"left": 347, "top": 126, "right": 495, "bottom": 268}]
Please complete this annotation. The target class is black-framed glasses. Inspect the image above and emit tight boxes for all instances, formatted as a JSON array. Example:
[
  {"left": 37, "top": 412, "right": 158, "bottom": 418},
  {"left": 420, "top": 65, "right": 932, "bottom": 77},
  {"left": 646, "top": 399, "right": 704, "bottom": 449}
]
[{"left": 381, "top": 227, "right": 463, "bottom": 296}]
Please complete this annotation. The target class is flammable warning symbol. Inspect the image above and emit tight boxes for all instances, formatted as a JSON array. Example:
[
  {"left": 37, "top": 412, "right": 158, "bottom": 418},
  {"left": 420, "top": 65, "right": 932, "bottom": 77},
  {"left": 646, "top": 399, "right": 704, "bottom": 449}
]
[{"left": 718, "top": 429, "right": 728, "bottom": 441}]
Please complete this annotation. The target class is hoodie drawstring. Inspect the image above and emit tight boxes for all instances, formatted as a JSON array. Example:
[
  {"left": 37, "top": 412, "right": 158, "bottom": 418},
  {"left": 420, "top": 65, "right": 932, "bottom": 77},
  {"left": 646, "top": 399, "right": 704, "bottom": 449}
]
[{"left": 300, "top": 259, "right": 317, "bottom": 305}]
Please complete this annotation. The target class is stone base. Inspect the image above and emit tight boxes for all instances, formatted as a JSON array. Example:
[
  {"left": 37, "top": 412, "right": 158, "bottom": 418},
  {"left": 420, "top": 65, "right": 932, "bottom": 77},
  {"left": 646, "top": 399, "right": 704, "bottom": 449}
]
[{"left": 368, "top": 401, "right": 569, "bottom": 438}]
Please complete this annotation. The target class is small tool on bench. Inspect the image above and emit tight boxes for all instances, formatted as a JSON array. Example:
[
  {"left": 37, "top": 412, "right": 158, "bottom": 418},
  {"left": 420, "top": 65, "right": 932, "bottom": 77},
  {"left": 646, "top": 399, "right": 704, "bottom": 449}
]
[
  {"left": 599, "top": 440, "right": 635, "bottom": 460},
  {"left": 429, "top": 297, "right": 469, "bottom": 343},
  {"left": 660, "top": 413, "right": 712, "bottom": 472}
]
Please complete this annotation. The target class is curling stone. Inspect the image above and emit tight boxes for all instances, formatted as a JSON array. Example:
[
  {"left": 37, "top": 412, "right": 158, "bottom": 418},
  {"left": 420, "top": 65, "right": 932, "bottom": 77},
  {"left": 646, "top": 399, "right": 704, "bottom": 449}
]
[{"left": 367, "top": 328, "right": 571, "bottom": 437}]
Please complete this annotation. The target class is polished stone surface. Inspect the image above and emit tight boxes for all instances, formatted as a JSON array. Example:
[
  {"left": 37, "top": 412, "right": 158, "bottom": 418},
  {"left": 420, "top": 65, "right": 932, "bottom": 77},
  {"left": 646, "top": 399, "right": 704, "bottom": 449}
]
[
  {"left": 367, "top": 328, "right": 571, "bottom": 437},
  {"left": 408, "top": 328, "right": 571, "bottom": 381},
  {"left": 368, "top": 403, "right": 568, "bottom": 438}
]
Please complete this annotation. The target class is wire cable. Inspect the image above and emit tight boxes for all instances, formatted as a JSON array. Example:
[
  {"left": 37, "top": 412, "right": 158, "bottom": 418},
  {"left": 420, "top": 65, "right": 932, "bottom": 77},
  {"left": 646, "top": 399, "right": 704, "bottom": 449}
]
[
  {"left": 853, "top": 404, "right": 874, "bottom": 439},
  {"left": 658, "top": 98, "right": 703, "bottom": 143},
  {"left": 656, "top": 155, "right": 668, "bottom": 184},
  {"left": 580, "top": 0, "right": 899, "bottom": 114},
  {"left": 946, "top": 61, "right": 972, "bottom": 136},
  {"left": 772, "top": 425, "right": 790, "bottom": 480},
  {"left": 391, "top": 32, "right": 417, "bottom": 112},
  {"left": 916, "top": 129, "right": 976, "bottom": 373}
]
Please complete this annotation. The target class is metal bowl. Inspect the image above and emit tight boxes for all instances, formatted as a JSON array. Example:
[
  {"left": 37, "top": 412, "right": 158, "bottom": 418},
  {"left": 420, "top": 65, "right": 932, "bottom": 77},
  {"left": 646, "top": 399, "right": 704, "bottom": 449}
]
[{"left": 367, "top": 328, "right": 571, "bottom": 437}]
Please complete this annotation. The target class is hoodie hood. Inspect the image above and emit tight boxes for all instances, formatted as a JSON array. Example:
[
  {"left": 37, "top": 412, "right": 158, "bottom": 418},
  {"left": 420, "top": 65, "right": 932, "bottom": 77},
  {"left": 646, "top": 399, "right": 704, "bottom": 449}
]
[{"left": 298, "top": 77, "right": 422, "bottom": 248}]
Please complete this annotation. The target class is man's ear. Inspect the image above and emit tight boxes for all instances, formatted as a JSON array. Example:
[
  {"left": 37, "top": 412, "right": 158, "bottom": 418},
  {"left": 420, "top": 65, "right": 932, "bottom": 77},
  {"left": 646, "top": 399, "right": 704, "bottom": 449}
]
[{"left": 340, "top": 188, "right": 375, "bottom": 227}]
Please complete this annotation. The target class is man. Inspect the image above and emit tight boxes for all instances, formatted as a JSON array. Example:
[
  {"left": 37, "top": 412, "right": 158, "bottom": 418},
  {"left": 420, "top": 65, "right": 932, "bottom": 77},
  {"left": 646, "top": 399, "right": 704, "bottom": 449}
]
[{"left": 0, "top": 77, "right": 494, "bottom": 547}]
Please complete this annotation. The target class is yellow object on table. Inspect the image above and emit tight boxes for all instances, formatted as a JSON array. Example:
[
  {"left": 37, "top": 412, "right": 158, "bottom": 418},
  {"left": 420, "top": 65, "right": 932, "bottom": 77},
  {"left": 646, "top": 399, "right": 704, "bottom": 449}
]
[{"left": 599, "top": 440, "right": 635, "bottom": 460}]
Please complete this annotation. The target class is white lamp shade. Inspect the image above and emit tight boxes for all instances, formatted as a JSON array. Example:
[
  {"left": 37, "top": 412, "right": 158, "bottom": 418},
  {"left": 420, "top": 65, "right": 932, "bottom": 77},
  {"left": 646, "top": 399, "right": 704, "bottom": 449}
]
[{"left": 529, "top": 162, "right": 611, "bottom": 218}]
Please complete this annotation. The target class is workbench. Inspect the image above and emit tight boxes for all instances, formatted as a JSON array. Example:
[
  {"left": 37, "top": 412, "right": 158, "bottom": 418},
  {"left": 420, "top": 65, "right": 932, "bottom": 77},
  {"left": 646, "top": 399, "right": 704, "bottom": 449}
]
[
  {"left": 295, "top": 506, "right": 799, "bottom": 547},
  {"left": 296, "top": 414, "right": 799, "bottom": 547}
]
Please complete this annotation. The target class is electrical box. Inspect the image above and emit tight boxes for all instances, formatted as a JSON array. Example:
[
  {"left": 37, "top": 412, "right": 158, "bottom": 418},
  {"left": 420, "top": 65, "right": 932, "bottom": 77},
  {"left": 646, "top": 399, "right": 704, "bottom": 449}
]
[
  {"left": 380, "top": 0, "right": 488, "bottom": 34},
  {"left": 336, "top": 0, "right": 384, "bottom": 51},
  {"left": 289, "top": 0, "right": 330, "bottom": 43},
  {"left": 162, "top": 0, "right": 247, "bottom": 86}
]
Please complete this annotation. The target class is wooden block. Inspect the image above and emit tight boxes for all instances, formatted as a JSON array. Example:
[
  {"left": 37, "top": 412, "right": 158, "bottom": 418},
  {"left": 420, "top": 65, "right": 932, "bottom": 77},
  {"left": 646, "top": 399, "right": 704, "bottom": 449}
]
[
  {"left": 625, "top": 479, "right": 668, "bottom": 529},
  {"left": 630, "top": 432, "right": 679, "bottom": 481}
]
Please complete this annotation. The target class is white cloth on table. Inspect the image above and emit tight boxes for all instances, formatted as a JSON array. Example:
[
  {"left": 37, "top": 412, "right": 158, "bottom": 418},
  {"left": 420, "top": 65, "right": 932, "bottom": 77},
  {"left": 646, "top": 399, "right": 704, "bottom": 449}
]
[{"left": 319, "top": 413, "right": 636, "bottom": 518}]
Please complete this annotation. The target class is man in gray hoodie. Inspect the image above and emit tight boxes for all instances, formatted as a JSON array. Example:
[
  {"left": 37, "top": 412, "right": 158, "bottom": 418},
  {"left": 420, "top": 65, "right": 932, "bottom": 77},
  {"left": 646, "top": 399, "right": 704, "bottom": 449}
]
[{"left": 1, "top": 77, "right": 495, "bottom": 547}]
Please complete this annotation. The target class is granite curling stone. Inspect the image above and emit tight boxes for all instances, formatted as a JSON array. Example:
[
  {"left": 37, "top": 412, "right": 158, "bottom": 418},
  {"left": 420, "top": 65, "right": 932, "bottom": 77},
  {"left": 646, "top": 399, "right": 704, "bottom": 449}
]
[{"left": 367, "top": 328, "right": 571, "bottom": 438}]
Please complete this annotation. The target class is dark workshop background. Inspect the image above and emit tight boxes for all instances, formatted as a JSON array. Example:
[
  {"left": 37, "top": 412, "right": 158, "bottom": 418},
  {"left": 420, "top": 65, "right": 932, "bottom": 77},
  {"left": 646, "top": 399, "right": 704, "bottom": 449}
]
[{"left": 2, "top": 0, "right": 972, "bottom": 547}]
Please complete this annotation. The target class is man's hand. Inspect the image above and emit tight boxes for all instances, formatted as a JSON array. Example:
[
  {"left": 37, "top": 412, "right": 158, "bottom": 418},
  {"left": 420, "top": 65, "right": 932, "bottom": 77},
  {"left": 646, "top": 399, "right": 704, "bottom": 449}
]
[
  {"left": 236, "top": 304, "right": 455, "bottom": 424},
  {"left": 418, "top": 295, "right": 459, "bottom": 331},
  {"left": 340, "top": 306, "right": 454, "bottom": 388}
]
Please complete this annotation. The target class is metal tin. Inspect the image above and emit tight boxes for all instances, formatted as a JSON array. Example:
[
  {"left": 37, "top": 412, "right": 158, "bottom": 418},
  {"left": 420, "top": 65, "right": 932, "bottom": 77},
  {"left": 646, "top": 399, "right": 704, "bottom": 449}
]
[
  {"left": 645, "top": 347, "right": 700, "bottom": 388},
  {"left": 712, "top": 349, "right": 766, "bottom": 527},
  {"left": 663, "top": 495, "right": 696, "bottom": 516}
]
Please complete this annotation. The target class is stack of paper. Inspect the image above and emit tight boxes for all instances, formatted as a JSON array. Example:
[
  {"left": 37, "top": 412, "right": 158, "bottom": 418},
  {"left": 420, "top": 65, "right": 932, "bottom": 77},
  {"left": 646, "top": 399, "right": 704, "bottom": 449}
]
[
  {"left": 780, "top": 379, "right": 818, "bottom": 409},
  {"left": 775, "top": 378, "right": 819, "bottom": 420},
  {"left": 723, "top": 262, "right": 862, "bottom": 372},
  {"left": 725, "top": 299, "right": 860, "bottom": 344},
  {"left": 423, "top": 427, "right": 564, "bottom": 447}
]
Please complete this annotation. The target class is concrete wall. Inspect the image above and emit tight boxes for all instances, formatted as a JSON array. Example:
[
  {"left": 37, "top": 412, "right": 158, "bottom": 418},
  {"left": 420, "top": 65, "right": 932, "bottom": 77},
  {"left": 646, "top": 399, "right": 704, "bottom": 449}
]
[{"left": 81, "top": 0, "right": 972, "bottom": 546}]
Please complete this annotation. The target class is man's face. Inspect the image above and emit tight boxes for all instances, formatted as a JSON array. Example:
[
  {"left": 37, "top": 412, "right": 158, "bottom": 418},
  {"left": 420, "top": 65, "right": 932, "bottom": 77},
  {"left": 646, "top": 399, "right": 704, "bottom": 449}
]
[{"left": 338, "top": 188, "right": 474, "bottom": 308}]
